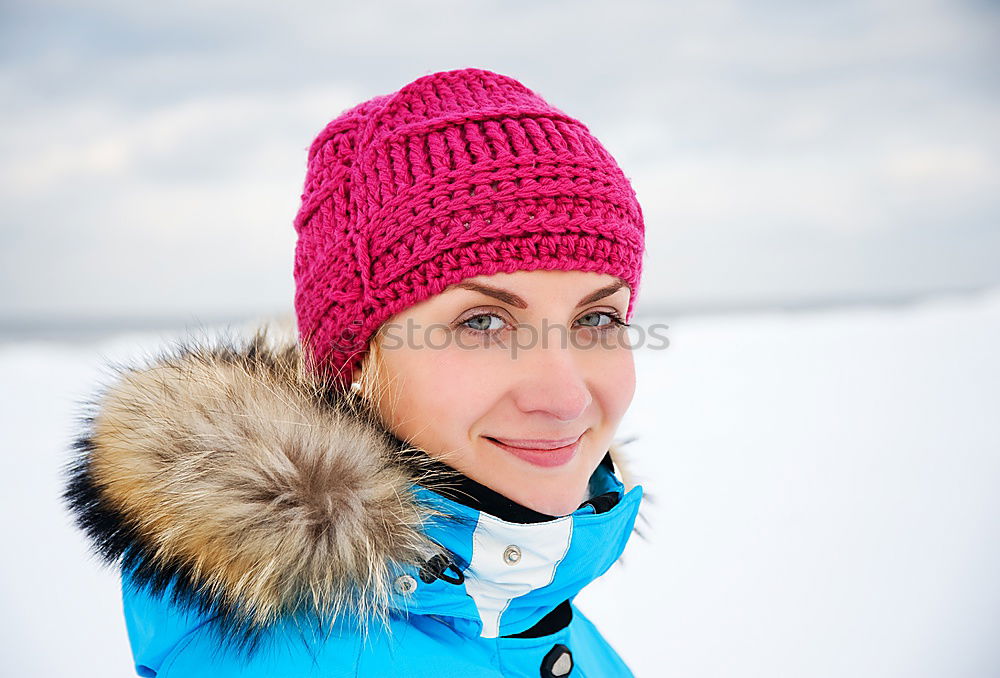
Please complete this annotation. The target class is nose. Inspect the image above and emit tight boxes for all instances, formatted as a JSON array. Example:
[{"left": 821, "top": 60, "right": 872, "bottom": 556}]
[{"left": 510, "top": 334, "right": 592, "bottom": 421}]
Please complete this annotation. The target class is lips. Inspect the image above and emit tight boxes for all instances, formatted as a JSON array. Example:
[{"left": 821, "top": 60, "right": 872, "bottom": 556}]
[
  {"left": 486, "top": 434, "right": 583, "bottom": 450},
  {"left": 484, "top": 432, "right": 585, "bottom": 468}
]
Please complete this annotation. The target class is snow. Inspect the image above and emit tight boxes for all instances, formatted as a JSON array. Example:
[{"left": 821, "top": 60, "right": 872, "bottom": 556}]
[{"left": 1, "top": 291, "right": 998, "bottom": 677}]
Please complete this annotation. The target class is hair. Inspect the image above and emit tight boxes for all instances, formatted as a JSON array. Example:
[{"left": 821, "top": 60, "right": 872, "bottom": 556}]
[
  {"left": 348, "top": 334, "right": 383, "bottom": 402},
  {"left": 346, "top": 326, "right": 403, "bottom": 429}
]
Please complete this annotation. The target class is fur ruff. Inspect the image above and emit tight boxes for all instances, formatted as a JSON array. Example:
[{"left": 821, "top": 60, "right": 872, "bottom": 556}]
[{"left": 62, "top": 318, "right": 640, "bottom": 655}]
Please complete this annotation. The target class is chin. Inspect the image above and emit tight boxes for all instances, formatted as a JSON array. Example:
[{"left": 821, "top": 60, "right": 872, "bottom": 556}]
[
  {"left": 508, "top": 474, "right": 589, "bottom": 516},
  {"left": 475, "top": 435, "right": 601, "bottom": 516}
]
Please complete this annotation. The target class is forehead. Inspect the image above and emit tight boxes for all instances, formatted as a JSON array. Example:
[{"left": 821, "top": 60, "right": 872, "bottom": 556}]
[{"left": 445, "top": 269, "right": 627, "bottom": 292}]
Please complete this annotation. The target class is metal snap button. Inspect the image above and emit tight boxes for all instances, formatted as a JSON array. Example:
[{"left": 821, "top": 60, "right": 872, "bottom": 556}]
[
  {"left": 503, "top": 544, "right": 522, "bottom": 565},
  {"left": 541, "top": 644, "right": 573, "bottom": 677},
  {"left": 393, "top": 574, "right": 417, "bottom": 595}
]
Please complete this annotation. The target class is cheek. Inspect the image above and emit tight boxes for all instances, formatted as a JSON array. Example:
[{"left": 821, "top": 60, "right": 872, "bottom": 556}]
[
  {"left": 591, "top": 343, "right": 636, "bottom": 424},
  {"left": 381, "top": 343, "right": 497, "bottom": 448},
  {"left": 420, "top": 346, "right": 506, "bottom": 423}
]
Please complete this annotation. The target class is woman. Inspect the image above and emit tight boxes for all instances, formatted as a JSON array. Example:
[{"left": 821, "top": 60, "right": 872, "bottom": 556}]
[{"left": 64, "top": 67, "right": 647, "bottom": 677}]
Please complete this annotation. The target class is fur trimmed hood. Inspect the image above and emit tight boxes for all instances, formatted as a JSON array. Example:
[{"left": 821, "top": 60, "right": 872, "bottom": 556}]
[{"left": 62, "top": 319, "right": 639, "bottom": 653}]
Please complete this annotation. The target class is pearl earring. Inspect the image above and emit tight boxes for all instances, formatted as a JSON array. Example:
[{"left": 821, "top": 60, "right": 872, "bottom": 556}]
[{"left": 350, "top": 381, "right": 362, "bottom": 392}]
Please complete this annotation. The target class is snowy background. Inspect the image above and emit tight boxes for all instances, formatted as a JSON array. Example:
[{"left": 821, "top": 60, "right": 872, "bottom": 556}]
[
  {"left": 2, "top": 0, "right": 999, "bottom": 676},
  {"left": 3, "top": 293, "right": 998, "bottom": 677}
]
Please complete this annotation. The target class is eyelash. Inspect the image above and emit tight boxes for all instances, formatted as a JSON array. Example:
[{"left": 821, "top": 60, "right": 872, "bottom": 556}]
[{"left": 455, "top": 309, "right": 630, "bottom": 337}]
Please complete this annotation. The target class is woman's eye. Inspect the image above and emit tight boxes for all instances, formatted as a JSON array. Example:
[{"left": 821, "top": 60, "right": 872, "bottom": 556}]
[
  {"left": 577, "top": 311, "right": 622, "bottom": 328},
  {"left": 461, "top": 313, "right": 507, "bottom": 332}
]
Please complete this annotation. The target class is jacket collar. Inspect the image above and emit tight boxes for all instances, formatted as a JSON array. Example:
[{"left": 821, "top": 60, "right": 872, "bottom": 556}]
[
  {"left": 63, "top": 320, "right": 642, "bottom": 654},
  {"left": 399, "top": 445, "right": 622, "bottom": 524},
  {"left": 388, "top": 460, "right": 642, "bottom": 638}
]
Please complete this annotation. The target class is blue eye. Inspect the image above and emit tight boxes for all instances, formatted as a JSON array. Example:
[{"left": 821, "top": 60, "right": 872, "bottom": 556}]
[
  {"left": 577, "top": 311, "right": 629, "bottom": 330},
  {"left": 456, "top": 310, "right": 629, "bottom": 337},
  {"left": 461, "top": 313, "right": 507, "bottom": 333}
]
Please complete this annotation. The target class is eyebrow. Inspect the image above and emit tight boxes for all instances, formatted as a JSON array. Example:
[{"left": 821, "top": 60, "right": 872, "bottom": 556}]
[{"left": 452, "top": 280, "right": 628, "bottom": 309}]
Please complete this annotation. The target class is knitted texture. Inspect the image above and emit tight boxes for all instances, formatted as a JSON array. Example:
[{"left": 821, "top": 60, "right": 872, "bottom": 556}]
[{"left": 293, "top": 68, "right": 645, "bottom": 387}]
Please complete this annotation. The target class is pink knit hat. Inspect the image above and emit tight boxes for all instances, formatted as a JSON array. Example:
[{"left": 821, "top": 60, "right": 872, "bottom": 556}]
[{"left": 293, "top": 67, "right": 645, "bottom": 388}]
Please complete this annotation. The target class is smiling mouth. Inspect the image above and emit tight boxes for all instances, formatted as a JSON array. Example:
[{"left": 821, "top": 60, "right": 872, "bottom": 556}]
[
  {"left": 484, "top": 434, "right": 584, "bottom": 450},
  {"left": 484, "top": 434, "right": 584, "bottom": 468}
]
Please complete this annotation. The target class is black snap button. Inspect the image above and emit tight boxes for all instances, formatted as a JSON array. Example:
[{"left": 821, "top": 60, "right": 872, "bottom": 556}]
[{"left": 540, "top": 643, "right": 573, "bottom": 677}]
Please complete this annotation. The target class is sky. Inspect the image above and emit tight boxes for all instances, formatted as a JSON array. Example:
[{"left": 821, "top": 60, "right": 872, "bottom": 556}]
[{"left": 1, "top": 0, "right": 998, "bottom": 324}]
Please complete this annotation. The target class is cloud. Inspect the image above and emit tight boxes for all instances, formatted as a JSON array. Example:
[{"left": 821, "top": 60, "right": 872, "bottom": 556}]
[{"left": 1, "top": 0, "right": 998, "bottom": 318}]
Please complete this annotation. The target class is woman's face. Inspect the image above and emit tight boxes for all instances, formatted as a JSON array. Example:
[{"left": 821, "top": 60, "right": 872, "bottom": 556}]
[{"left": 356, "top": 269, "right": 636, "bottom": 516}]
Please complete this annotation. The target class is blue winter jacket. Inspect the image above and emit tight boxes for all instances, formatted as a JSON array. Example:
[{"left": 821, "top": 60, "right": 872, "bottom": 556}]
[{"left": 63, "top": 326, "right": 644, "bottom": 677}]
